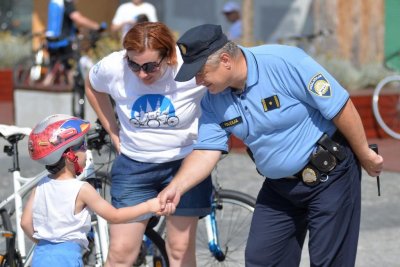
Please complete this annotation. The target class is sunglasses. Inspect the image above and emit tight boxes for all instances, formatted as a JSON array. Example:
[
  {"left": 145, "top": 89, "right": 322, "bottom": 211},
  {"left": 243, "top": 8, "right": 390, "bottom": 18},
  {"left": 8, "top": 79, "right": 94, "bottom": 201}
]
[
  {"left": 126, "top": 55, "right": 165, "bottom": 74},
  {"left": 70, "top": 140, "right": 87, "bottom": 152}
]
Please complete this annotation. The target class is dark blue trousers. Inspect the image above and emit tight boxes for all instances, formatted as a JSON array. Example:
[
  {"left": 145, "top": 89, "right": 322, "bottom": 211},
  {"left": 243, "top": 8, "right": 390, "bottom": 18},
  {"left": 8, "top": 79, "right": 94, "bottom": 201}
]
[{"left": 245, "top": 144, "right": 362, "bottom": 267}]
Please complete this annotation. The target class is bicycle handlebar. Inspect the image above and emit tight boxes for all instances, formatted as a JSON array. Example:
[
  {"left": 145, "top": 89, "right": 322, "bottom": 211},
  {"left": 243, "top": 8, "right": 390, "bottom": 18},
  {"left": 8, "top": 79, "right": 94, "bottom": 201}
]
[{"left": 86, "top": 119, "right": 110, "bottom": 151}]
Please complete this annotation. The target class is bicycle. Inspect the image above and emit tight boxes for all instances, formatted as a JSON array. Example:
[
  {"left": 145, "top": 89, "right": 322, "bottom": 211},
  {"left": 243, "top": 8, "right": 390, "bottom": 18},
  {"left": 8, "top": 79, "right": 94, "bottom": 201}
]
[
  {"left": 0, "top": 122, "right": 168, "bottom": 267},
  {"left": 372, "top": 75, "right": 400, "bottom": 140},
  {"left": 12, "top": 28, "right": 105, "bottom": 119}
]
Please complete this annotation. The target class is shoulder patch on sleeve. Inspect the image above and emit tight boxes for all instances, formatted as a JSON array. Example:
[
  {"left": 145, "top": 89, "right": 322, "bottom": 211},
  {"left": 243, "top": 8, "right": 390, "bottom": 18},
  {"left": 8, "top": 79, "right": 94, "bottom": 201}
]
[{"left": 308, "top": 73, "right": 332, "bottom": 97}]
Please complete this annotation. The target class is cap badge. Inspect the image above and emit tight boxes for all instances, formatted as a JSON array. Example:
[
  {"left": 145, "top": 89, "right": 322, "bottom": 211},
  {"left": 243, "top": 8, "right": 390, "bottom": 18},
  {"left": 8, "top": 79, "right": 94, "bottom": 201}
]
[{"left": 179, "top": 44, "right": 187, "bottom": 55}]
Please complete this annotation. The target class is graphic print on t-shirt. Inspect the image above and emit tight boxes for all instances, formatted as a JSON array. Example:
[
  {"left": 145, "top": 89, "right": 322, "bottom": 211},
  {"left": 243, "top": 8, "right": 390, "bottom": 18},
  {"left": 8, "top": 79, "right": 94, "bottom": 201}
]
[{"left": 130, "top": 94, "right": 179, "bottom": 128}]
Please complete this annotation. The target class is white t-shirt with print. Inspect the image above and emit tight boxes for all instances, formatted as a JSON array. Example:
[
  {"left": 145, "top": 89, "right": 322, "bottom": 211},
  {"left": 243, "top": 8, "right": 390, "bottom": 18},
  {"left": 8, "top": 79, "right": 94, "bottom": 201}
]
[
  {"left": 112, "top": 2, "right": 158, "bottom": 38},
  {"left": 89, "top": 49, "right": 206, "bottom": 163}
]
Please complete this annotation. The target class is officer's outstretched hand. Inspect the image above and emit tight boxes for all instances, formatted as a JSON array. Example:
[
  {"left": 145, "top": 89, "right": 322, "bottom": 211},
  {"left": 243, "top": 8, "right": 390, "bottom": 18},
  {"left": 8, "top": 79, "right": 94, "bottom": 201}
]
[
  {"left": 157, "top": 185, "right": 181, "bottom": 216},
  {"left": 361, "top": 147, "right": 384, "bottom": 177}
]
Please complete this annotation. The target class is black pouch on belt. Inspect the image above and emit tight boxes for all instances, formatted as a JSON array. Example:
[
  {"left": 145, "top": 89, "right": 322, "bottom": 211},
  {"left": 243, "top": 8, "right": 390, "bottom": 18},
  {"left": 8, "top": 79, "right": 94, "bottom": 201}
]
[
  {"left": 310, "top": 146, "right": 337, "bottom": 173},
  {"left": 310, "top": 133, "right": 346, "bottom": 173},
  {"left": 317, "top": 133, "right": 346, "bottom": 161}
]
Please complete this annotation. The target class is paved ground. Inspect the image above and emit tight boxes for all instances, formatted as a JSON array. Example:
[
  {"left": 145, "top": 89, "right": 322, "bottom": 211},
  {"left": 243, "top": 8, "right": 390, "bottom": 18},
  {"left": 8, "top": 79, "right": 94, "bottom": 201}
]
[
  {"left": 217, "top": 150, "right": 400, "bottom": 267},
  {"left": 1, "top": 137, "right": 399, "bottom": 266}
]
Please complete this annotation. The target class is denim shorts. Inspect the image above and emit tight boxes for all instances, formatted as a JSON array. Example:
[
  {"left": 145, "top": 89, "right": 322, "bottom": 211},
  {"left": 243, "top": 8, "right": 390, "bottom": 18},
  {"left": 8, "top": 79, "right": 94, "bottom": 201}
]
[
  {"left": 110, "top": 153, "right": 212, "bottom": 221},
  {"left": 32, "top": 240, "right": 83, "bottom": 267}
]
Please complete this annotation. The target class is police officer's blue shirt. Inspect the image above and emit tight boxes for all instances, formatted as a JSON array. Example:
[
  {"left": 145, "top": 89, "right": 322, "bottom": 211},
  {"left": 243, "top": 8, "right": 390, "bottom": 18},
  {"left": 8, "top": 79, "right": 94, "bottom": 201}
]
[{"left": 195, "top": 45, "right": 349, "bottom": 178}]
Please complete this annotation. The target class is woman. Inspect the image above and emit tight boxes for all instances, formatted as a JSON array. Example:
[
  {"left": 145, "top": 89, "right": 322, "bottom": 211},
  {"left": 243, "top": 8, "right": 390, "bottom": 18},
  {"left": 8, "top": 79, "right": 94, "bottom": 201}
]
[{"left": 85, "top": 22, "right": 212, "bottom": 266}]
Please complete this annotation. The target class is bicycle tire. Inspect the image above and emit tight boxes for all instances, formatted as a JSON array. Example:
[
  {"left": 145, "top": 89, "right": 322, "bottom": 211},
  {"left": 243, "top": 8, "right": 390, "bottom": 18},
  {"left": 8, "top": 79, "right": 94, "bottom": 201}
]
[
  {"left": 137, "top": 227, "right": 169, "bottom": 267},
  {"left": 71, "top": 77, "right": 85, "bottom": 119},
  {"left": 372, "top": 75, "right": 400, "bottom": 139},
  {"left": 0, "top": 209, "right": 22, "bottom": 267},
  {"left": 196, "top": 189, "right": 256, "bottom": 267}
]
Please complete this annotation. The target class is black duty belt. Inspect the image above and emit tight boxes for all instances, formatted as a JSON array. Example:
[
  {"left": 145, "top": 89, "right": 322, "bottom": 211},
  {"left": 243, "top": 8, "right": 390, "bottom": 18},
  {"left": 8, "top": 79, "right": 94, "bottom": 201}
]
[{"left": 294, "top": 131, "right": 347, "bottom": 186}]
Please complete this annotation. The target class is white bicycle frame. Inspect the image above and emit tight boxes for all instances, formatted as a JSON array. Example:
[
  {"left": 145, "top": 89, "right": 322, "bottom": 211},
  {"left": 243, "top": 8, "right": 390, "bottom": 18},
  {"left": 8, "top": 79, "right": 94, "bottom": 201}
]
[
  {"left": 83, "top": 149, "right": 109, "bottom": 266},
  {"left": 0, "top": 168, "right": 47, "bottom": 266},
  {"left": 0, "top": 124, "right": 37, "bottom": 265},
  {"left": 0, "top": 124, "right": 110, "bottom": 266}
]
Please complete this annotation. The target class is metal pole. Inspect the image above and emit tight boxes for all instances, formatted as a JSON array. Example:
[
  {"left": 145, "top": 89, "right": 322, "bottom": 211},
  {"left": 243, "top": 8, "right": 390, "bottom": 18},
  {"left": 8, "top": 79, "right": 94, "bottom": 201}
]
[{"left": 241, "top": 0, "right": 254, "bottom": 46}]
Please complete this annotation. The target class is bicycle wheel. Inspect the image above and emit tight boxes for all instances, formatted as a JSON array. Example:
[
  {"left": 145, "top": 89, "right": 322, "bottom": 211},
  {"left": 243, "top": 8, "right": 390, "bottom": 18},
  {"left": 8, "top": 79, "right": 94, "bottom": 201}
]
[
  {"left": 196, "top": 189, "right": 256, "bottom": 267},
  {"left": 372, "top": 75, "right": 400, "bottom": 139},
  {"left": 0, "top": 209, "right": 22, "bottom": 267},
  {"left": 134, "top": 227, "right": 169, "bottom": 267}
]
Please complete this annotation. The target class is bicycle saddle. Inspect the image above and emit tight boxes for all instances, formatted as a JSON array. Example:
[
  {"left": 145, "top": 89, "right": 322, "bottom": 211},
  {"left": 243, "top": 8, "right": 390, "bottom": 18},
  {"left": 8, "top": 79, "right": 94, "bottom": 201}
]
[{"left": 0, "top": 124, "right": 32, "bottom": 138}]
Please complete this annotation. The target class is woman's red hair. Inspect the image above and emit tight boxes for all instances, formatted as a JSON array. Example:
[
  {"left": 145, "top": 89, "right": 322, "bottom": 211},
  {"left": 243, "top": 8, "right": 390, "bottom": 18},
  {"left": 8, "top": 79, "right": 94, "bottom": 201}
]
[{"left": 123, "top": 22, "right": 177, "bottom": 66}]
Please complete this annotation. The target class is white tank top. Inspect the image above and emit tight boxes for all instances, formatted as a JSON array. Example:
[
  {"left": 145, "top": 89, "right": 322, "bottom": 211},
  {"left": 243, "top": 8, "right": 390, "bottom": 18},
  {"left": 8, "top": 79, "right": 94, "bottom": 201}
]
[{"left": 32, "top": 176, "right": 91, "bottom": 249}]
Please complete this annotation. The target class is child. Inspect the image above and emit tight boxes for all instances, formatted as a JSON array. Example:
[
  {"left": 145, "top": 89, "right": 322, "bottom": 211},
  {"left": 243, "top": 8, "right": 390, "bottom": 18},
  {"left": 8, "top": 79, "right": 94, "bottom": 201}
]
[{"left": 21, "top": 114, "right": 161, "bottom": 266}]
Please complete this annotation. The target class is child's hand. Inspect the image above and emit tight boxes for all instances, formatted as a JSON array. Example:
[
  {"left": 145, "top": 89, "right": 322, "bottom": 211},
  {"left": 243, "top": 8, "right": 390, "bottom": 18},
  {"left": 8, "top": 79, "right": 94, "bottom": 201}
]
[
  {"left": 146, "top": 198, "right": 162, "bottom": 213},
  {"left": 156, "top": 200, "right": 175, "bottom": 216}
]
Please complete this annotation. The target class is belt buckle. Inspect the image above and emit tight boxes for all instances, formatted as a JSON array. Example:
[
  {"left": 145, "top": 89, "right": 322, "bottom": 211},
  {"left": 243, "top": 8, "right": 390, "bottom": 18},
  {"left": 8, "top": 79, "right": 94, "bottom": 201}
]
[{"left": 301, "top": 166, "right": 320, "bottom": 186}]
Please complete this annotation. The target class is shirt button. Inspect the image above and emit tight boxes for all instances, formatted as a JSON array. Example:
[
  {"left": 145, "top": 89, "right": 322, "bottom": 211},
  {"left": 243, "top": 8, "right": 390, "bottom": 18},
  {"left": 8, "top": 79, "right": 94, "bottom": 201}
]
[
  {"left": 244, "top": 106, "right": 248, "bottom": 110},
  {"left": 240, "top": 95, "right": 245, "bottom": 100}
]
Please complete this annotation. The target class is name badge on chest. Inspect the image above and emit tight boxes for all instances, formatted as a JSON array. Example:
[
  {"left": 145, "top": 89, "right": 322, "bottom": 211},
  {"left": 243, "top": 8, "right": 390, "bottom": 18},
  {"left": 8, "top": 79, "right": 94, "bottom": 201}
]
[{"left": 220, "top": 116, "right": 243, "bottom": 129}]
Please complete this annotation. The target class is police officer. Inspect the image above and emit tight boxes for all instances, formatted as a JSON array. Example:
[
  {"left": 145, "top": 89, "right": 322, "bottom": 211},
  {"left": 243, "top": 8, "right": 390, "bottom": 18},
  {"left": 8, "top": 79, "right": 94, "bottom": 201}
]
[{"left": 158, "top": 24, "right": 384, "bottom": 267}]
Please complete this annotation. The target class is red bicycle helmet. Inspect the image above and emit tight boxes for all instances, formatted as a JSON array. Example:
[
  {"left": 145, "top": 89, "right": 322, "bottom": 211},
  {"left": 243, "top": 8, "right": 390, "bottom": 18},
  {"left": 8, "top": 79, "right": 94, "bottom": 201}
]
[{"left": 28, "top": 114, "right": 90, "bottom": 165}]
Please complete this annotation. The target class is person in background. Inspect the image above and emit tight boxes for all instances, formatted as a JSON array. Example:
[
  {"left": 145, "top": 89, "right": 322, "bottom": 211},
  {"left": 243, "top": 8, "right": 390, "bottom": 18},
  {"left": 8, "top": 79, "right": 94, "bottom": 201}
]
[
  {"left": 21, "top": 114, "right": 161, "bottom": 267},
  {"left": 158, "top": 24, "right": 384, "bottom": 267},
  {"left": 135, "top": 13, "right": 150, "bottom": 24},
  {"left": 46, "top": 0, "right": 105, "bottom": 67},
  {"left": 85, "top": 22, "right": 212, "bottom": 266},
  {"left": 111, "top": 0, "right": 157, "bottom": 40},
  {"left": 222, "top": 1, "right": 242, "bottom": 42}
]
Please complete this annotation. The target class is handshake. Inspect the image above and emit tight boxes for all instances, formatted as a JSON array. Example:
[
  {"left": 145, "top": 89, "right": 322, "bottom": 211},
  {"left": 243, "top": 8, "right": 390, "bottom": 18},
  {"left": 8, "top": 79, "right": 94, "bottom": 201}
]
[{"left": 145, "top": 185, "right": 181, "bottom": 216}]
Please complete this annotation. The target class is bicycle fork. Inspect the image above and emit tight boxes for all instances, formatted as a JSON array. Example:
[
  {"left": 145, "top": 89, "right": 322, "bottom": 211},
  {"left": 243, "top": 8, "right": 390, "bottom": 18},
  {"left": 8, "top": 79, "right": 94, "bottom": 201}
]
[
  {"left": 83, "top": 151, "right": 109, "bottom": 265},
  {"left": 89, "top": 216, "right": 108, "bottom": 267},
  {"left": 204, "top": 202, "right": 226, "bottom": 262}
]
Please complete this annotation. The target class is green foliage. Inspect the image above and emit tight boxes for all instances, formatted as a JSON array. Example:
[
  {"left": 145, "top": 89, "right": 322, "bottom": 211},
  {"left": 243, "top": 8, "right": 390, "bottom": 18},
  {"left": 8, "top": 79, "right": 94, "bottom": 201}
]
[
  {"left": 357, "top": 63, "right": 397, "bottom": 89},
  {"left": 85, "top": 34, "right": 122, "bottom": 63},
  {"left": 0, "top": 31, "right": 31, "bottom": 68},
  {"left": 315, "top": 55, "right": 398, "bottom": 90}
]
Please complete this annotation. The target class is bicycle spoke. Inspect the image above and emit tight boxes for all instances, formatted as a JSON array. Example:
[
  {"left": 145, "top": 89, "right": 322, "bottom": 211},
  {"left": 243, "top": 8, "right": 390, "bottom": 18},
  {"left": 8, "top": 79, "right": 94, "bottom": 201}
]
[{"left": 196, "top": 191, "right": 255, "bottom": 267}]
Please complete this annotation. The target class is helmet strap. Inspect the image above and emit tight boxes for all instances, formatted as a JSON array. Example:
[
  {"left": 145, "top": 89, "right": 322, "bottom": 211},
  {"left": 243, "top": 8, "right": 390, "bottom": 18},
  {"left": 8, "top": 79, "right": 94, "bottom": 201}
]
[{"left": 63, "top": 150, "right": 83, "bottom": 176}]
